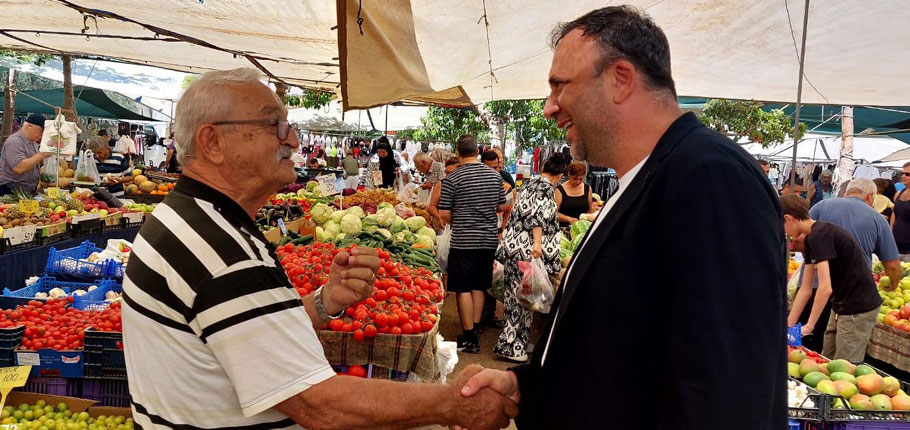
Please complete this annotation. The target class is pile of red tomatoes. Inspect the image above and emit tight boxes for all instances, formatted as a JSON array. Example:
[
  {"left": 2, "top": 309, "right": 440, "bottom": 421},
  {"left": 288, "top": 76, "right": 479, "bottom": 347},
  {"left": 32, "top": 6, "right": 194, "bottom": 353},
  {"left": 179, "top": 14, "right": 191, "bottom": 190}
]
[
  {"left": 276, "top": 243, "right": 444, "bottom": 340},
  {"left": 0, "top": 298, "right": 121, "bottom": 351}
]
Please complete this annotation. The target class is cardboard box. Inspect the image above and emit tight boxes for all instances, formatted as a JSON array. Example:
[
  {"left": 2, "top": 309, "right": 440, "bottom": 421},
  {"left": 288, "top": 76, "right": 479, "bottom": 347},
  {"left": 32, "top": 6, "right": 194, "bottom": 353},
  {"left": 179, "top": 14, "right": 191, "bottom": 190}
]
[
  {"left": 263, "top": 227, "right": 282, "bottom": 245},
  {"left": 39, "top": 222, "right": 66, "bottom": 238},
  {"left": 6, "top": 391, "right": 96, "bottom": 412},
  {"left": 101, "top": 212, "right": 122, "bottom": 227},
  {"left": 16, "top": 349, "right": 84, "bottom": 378},
  {"left": 88, "top": 406, "right": 132, "bottom": 419}
]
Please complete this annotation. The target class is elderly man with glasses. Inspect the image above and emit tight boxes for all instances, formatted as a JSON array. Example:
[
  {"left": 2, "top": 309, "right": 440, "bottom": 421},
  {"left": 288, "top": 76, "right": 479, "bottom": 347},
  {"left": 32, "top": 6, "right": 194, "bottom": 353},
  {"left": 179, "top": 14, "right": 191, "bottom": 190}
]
[
  {"left": 0, "top": 114, "right": 53, "bottom": 196},
  {"left": 121, "top": 68, "right": 516, "bottom": 430}
]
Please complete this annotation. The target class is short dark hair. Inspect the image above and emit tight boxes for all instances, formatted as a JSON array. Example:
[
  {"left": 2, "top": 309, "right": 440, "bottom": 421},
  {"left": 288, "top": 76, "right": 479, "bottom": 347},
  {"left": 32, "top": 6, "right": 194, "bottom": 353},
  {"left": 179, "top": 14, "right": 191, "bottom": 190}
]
[
  {"left": 780, "top": 194, "right": 810, "bottom": 220},
  {"left": 550, "top": 6, "right": 675, "bottom": 96},
  {"left": 444, "top": 157, "right": 460, "bottom": 168},
  {"left": 757, "top": 159, "right": 770, "bottom": 166},
  {"left": 456, "top": 134, "right": 478, "bottom": 157},
  {"left": 542, "top": 153, "right": 569, "bottom": 176},
  {"left": 480, "top": 151, "right": 499, "bottom": 162}
]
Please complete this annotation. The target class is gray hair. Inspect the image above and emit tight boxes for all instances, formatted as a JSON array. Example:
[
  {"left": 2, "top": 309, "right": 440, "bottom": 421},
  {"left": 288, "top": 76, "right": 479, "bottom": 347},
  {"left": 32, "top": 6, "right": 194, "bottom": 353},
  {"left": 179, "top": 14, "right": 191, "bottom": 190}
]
[
  {"left": 413, "top": 152, "right": 431, "bottom": 165},
  {"left": 845, "top": 178, "right": 877, "bottom": 196},
  {"left": 174, "top": 68, "right": 263, "bottom": 165},
  {"left": 84, "top": 136, "right": 109, "bottom": 152},
  {"left": 820, "top": 169, "right": 834, "bottom": 178}
]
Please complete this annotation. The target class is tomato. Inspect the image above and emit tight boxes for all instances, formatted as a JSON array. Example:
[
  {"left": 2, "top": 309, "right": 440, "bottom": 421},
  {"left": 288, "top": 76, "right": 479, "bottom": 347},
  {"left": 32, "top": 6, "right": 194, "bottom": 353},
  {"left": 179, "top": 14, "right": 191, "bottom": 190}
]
[
  {"left": 390, "top": 327, "right": 402, "bottom": 335},
  {"left": 421, "top": 320, "right": 434, "bottom": 332},
  {"left": 353, "top": 329, "right": 365, "bottom": 341},
  {"left": 329, "top": 319, "right": 344, "bottom": 331},
  {"left": 348, "top": 365, "right": 367, "bottom": 378},
  {"left": 400, "top": 323, "right": 413, "bottom": 335},
  {"left": 375, "top": 313, "right": 389, "bottom": 327},
  {"left": 388, "top": 313, "right": 399, "bottom": 327},
  {"left": 364, "top": 324, "right": 377, "bottom": 338}
]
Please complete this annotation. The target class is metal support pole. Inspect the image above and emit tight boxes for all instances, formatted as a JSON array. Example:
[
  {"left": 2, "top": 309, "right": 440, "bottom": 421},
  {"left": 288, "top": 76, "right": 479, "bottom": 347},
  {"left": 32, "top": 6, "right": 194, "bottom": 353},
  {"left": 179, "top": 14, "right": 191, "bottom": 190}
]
[{"left": 788, "top": 0, "right": 811, "bottom": 193}]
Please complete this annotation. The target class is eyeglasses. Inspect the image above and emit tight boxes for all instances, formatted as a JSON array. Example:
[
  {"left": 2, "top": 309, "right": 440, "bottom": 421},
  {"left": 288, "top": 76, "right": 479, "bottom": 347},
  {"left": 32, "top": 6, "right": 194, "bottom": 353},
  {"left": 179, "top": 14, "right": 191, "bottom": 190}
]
[{"left": 211, "top": 118, "right": 293, "bottom": 141}]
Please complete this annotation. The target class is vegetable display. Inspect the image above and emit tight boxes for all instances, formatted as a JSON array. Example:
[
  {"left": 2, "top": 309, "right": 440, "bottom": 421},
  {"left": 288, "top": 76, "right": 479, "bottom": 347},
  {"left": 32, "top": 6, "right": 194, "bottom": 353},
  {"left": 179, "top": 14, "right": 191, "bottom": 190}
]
[{"left": 0, "top": 298, "right": 122, "bottom": 350}]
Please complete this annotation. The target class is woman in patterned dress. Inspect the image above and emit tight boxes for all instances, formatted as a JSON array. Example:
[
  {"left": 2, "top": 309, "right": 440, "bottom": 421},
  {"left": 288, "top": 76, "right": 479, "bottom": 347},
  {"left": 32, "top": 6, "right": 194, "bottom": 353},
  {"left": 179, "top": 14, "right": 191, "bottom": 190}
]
[{"left": 493, "top": 154, "right": 567, "bottom": 362}]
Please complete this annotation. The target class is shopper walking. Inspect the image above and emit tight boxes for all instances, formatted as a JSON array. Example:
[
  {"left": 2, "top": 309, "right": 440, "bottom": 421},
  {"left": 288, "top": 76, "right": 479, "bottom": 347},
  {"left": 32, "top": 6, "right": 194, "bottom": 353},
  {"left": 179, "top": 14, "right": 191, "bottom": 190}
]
[
  {"left": 123, "top": 68, "right": 516, "bottom": 430},
  {"left": 556, "top": 161, "right": 595, "bottom": 227},
  {"left": 438, "top": 134, "right": 509, "bottom": 353},
  {"left": 456, "top": 7, "right": 786, "bottom": 429},
  {"left": 784, "top": 194, "right": 883, "bottom": 362},
  {"left": 342, "top": 149, "right": 360, "bottom": 190},
  {"left": 493, "top": 154, "right": 565, "bottom": 362},
  {"left": 367, "top": 137, "right": 400, "bottom": 189},
  {"left": 807, "top": 169, "right": 835, "bottom": 207},
  {"left": 892, "top": 162, "right": 910, "bottom": 261}
]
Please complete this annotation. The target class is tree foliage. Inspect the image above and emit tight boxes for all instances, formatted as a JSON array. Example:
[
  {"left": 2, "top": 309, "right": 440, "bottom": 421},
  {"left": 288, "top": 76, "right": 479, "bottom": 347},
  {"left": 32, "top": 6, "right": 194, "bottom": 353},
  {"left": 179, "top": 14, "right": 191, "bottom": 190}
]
[
  {"left": 485, "top": 100, "right": 564, "bottom": 150},
  {"left": 285, "top": 90, "right": 332, "bottom": 109},
  {"left": 0, "top": 51, "right": 53, "bottom": 67},
  {"left": 180, "top": 74, "right": 199, "bottom": 89},
  {"left": 698, "top": 99, "right": 807, "bottom": 148}
]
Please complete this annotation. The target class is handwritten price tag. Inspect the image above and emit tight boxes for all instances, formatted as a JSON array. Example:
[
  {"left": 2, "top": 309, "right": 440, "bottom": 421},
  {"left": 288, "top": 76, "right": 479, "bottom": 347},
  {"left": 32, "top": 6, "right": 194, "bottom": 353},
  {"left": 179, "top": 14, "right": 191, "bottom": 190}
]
[
  {"left": 0, "top": 366, "right": 31, "bottom": 410},
  {"left": 316, "top": 174, "right": 339, "bottom": 196},
  {"left": 46, "top": 187, "right": 60, "bottom": 199},
  {"left": 18, "top": 200, "right": 38, "bottom": 215}
]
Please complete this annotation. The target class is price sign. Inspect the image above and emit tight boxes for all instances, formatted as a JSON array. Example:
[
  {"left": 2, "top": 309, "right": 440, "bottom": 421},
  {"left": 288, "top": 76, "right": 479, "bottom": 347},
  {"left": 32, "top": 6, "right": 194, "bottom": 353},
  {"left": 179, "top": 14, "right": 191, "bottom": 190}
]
[
  {"left": 277, "top": 218, "right": 288, "bottom": 235},
  {"left": 46, "top": 187, "right": 60, "bottom": 199},
  {"left": 18, "top": 200, "right": 38, "bottom": 215},
  {"left": 0, "top": 366, "right": 31, "bottom": 410},
  {"left": 4, "top": 225, "right": 36, "bottom": 245},
  {"left": 372, "top": 170, "right": 384, "bottom": 187},
  {"left": 316, "top": 174, "right": 340, "bottom": 196}
]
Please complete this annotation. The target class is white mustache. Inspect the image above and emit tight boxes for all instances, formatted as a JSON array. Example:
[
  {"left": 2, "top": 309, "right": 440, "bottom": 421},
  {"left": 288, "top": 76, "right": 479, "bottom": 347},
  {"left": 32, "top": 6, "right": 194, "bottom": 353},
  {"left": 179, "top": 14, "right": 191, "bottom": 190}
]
[{"left": 277, "top": 146, "right": 294, "bottom": 162}]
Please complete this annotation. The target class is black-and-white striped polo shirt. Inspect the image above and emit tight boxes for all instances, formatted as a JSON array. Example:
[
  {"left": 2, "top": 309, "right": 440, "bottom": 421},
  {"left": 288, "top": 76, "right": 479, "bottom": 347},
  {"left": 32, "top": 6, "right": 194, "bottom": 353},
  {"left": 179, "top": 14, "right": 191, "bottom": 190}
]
[
  {"left": 438, "top": 162, "right": 506, "bottom": 250},
  {"left": 122, "top": 175, "right": 333, "bottom": 430}
]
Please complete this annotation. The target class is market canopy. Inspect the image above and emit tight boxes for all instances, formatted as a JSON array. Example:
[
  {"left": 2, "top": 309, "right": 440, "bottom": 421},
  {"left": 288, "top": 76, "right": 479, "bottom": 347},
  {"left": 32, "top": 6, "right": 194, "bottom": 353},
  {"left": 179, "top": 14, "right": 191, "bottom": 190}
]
[
  {"left": 1, "top": 1, "right": 909, "bottom": 109},
  {"left": 288, "top": 101, "right": 427, "bottom": 132},
  {"left": 0, "top": 85, "right": 166, "bottom": 121},
  {"left": 743, "top": 134, "right": 908, "bottom": 164}
]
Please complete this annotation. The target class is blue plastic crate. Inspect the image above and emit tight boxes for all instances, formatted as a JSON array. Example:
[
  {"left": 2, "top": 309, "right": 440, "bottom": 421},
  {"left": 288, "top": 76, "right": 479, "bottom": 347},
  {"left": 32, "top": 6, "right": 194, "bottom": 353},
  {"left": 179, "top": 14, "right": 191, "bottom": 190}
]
[
  {"left": 72, "top": 281, "right": 122, "bottom": 311},
  {"left": 45, "top": 241, "right": 107, "bottom": 279},
  {"left": 16, "top": 377, "right": 82, "bottom": 397},
  {"left": 83, "top": 329, "right": 125, "bottom": 379},
  {"left": 833, "top": 422, "right": 910, "bottom": 430},
  {"left": 788, "top": 324, "right": 803, "bottom": 346},
  {"left": 16, "top": 349, "right": 84, "bottom": 378},
  {"left": 4, "top": 276, "right": 118, "bottom": 303}
]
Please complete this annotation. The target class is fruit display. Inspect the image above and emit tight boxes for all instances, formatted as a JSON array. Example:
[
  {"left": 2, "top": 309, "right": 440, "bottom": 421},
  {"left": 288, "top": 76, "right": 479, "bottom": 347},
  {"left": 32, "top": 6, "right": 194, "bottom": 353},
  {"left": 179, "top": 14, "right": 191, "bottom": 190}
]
[
  {"left": 276, "top": 243, "right": 443, "bottom": 338},
  {"left": 787, "top": 346, "right": 909, "bottom": 411},
  {"left": 1, "top": 400, "right": 133, "bottom": 429},
  {"left": 873, "top": 266, "right": 910, "bottom": 333},
  {"left": 0, "top": 298, "right": 121, "bottom": 350},
  {"left": 310, "top": 201, "right": 435, "bottom": 248},
  {"left": 333, "top": 189, "right": 399, "bottom": 214},
  {"left": 788, "top": 379, "right": 816, "bottom": 408}
]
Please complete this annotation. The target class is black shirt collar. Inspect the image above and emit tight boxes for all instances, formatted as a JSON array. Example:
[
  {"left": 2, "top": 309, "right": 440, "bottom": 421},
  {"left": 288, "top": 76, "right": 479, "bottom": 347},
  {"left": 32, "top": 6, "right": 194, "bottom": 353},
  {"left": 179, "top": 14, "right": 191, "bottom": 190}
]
[{"left": 171, "top": 175, "right": 261, "bottom": 237}]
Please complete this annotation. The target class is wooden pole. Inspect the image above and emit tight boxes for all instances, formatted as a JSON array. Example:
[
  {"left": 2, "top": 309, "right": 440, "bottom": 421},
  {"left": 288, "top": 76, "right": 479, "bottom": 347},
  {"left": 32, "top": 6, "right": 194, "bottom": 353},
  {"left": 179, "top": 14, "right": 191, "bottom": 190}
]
[
  {"left": 62, "top": 55, "right": 76, "bottom": 122},
  {"left": 788, "top": 0, "right": 811, "bottom": 193},
  {"left": 835, "top": 106, "right": 854, "bottom": 196},
  {"left": 1, "top": 68, "right": 16, "bottom": 148}
]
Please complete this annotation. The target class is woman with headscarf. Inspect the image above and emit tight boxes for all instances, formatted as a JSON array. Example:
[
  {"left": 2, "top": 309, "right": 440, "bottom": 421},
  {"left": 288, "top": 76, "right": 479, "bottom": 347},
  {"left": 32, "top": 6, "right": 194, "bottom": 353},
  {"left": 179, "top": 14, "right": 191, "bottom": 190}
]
[{"left": 368, "top": 137, "right": 401, "bottom": 189}]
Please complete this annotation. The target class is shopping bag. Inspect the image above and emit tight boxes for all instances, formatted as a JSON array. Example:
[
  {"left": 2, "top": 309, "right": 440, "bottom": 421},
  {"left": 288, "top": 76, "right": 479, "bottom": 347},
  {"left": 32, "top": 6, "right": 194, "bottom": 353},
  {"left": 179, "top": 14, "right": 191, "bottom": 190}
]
[
  {"left": 397, "top": 182, "right": 418, "bottom": 204},
  {"left": 40, "top": 155, "right": 59, "bottom": 183},
  {"left": 39, "top": 114, "right": 80, "bottom": 156},
  {"left": 74, "top": 150, "right": 101, "bottom": 184},
  {"left": 489, "top": 260, "right": 505, "bottom": 302},
  {"left": 436, "top": 225, "right": 452, "bottom": 272},
  {"left": 787, "top": 261, "right": 803, "bottom": 310},
  {"left": 517, "top": 258, "right": 555, "bottom": 313}
]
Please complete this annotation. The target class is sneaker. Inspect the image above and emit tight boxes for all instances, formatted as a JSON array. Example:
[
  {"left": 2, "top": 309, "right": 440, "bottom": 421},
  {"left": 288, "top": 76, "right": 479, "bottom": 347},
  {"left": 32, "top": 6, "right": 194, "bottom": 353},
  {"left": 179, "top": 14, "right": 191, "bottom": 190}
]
[
  {"left": 474, "top": 323, "right": 486, "bottom": 334},
  {"left": 457, "top": 335, "right": 480, "bottom": 353}
]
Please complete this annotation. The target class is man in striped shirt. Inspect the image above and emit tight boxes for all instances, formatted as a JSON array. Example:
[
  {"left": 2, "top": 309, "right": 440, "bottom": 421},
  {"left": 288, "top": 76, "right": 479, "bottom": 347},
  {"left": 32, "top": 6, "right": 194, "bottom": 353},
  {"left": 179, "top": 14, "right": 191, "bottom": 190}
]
[
  {"left": 86, "top": 136, "right": 134, "bottom": 197},
  {"left": 438, "top": 135, "right": 509, "bottom": 353},
  {"left": 123, "top": 68, "right": 516, "bottom": 430}
]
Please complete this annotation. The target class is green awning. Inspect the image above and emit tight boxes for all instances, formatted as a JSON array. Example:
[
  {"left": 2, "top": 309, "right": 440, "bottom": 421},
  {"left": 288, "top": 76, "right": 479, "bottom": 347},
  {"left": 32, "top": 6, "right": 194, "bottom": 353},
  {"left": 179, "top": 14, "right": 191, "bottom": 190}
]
[{"left": 0, "top": 85, "right": 165, "bottom": 121}]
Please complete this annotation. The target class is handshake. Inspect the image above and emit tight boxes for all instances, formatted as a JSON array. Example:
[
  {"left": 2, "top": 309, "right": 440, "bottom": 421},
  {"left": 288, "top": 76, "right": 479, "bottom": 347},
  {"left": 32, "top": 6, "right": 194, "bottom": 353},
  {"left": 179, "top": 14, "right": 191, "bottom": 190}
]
[{"left": 448, "top": 365, "right": 521, "bottom": 430}]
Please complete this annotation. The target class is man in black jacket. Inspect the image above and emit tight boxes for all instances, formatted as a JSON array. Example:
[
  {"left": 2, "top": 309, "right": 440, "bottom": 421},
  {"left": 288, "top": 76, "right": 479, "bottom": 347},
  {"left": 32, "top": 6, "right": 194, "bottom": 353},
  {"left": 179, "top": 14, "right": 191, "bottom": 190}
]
[{"left": 457, "top": 6, "right": 787, "bottom": 429}]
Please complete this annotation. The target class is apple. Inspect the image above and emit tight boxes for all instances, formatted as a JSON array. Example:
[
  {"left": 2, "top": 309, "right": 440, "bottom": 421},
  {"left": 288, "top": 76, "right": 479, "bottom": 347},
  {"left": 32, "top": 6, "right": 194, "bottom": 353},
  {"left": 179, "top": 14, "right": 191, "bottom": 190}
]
[
  {"left": 900, "top": 305, "right": 910, "bottom": 320},
  {"left": 66, "top": 210, "right": 78, "bottom": 217},
  {"left": 98, "top": 209, "right": 108, "bottom": 217}
]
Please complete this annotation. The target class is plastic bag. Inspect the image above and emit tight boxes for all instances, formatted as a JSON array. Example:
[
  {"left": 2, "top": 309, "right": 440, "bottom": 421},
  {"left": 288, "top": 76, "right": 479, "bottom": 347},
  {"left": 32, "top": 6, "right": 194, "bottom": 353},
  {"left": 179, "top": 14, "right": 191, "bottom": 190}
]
[
  {"left": 39, "top": 114, "right": 80, "bottom": 156},
  {"left": 40, "top": 154, "right": 60, "bottom": 183},
  {"left": 787, "top": 262, "right": 803, "bottom": 310},
  {"left": 74, "top": 150, "right": 101, "bottom": 184},
  {"left": 436, "top": 225, "right": 452, "bottom": 272},
  {"left": 489, "top": 260, "right": 506, "bottom": 302},
  {"left": 517, "top": 258, "right": 555, "bottom": 313},
  {"left": 397, "top": 182, "right": 418, "bottom": 204}
]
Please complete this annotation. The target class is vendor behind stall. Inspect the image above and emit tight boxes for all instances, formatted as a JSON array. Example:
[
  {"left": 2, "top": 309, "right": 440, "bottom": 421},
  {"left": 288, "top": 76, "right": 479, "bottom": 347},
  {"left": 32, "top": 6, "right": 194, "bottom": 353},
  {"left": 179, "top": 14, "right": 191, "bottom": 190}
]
[
  {"left": 85, "top": 136, "right": 133, "bottom": 197},
  {"left": 0, "top": 114, "right": 52, "bottom": 196}
]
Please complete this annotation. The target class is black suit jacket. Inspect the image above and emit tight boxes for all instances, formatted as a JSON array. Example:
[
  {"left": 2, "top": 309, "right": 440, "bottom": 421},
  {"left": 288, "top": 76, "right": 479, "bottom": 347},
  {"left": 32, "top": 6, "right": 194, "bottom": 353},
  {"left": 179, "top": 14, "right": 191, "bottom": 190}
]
[{"left": 512, "top": 113, "right": 787, "bottom": 429}]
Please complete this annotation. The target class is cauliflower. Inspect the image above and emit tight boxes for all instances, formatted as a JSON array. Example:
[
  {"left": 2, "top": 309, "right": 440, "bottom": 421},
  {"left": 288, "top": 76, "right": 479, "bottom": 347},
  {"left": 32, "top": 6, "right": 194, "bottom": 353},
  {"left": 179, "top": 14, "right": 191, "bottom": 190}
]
[
  {"left": 346, "top": 206, "right": 366, "bottom": 219},
  {"left": 330, "top": 210, "right": 346, "bottom": 224},
  {"left": 362, "top": 215, "right": 380, "bottom": 232},
  {"left": 375, "top": 206, "right": 396, "bottom": 228},
  {"left": 87, "top": 285, "right": 98, "bottom": 292},
  {"left": 315, "top": 226, "right": 333, "bottom": 242},
  {"left": 340, "top": 213, "right": 363, "bottom": 234},
  {"left": 48, "top": 288, "right": 67, "bottom": 299},
  {"left": 73, "top": 289, "right": 87, "bottom": 296},
  {"left": 376, "top": 228, "right": 392, "bottom": 239},
  {"left": 309, "top": 203, "right": 334, "bottom": 225},
  {"left": 324, "top": 221, "right": 341, "bottom": 236},
  {"left": 416, "top": 226, "right": 436, "bottom": 244},
  {"left": 378, "top": 202, "right": 394, "bottom": 211},
  {"left": 34, "top": 292, "right": 48, "bottom": 299},
  {"left": 405, "top": 216, "right": 427, "bottom": 232},
  {"left": 390, "top": 216, "right": 407, "bottom": 234}
]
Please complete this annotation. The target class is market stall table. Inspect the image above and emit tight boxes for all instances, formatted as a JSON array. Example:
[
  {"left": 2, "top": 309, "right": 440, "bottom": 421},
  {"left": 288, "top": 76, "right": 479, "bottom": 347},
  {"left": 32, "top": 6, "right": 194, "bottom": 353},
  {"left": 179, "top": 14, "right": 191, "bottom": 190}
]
[{"left": 0, "top": 228, "right": 139, "bottom": 289}]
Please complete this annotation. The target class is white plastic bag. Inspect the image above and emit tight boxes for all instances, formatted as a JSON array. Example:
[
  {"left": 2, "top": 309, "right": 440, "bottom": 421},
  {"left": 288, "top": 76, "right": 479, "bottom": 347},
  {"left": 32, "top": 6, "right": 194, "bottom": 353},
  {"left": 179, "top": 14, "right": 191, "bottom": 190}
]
[
  {"left": 114, "top": 135, "right": 135, "bottom": 155},
  {"left": 518, "top": 258, "right": 555, "bottom": 313},
  {"left": 40, "top": 154, "right": 60, "bottom": 183},
  {"left": 74, "top": 150, "right": 101, "bottom": 184},
  {"left": 39, "top": 114, "right": 80, "bottom": 156},
  {"left": 436, "top": 225, "right": 452, "bottom": 272},
  {"left": 397, "top": 182, "right": 418, "bottom": 204}
]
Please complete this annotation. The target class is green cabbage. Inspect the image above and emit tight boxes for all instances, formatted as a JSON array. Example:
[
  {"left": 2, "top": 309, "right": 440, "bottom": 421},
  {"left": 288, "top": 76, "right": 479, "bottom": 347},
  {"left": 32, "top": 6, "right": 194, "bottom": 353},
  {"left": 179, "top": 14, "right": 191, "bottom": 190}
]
[
  {"left": 330, "top": 210, "right": 346, "bottom": 224},
  {"left": 346, "top": 206, "right": 366, "bottom": 219},
  {"left": 559, "top": 232, "right": 571, "bottom": 250},
  {"left": 390, "top": 216, "right": 407, "bottom": 233},
  {"left": 378, "top": 202, "right": 394, "bottom": 210},
  {"left": 570, "top": 233, "right": 586, "bottom": 251},
  {"left": 309, "top": 203, "right": 333, "bottom": 225},
  {"left": 340, "top": 213, "right": 363, "bottom": 234},
  {"left": 324, "top": 220, "right": 341, "bottom": 236},
  {"left": 394, "top": 230, "right": 415, "bottom": 243},
  {"left": 375, "top": 207, "right": 396, "bottom": 228},
  {"left": 414, "top": 235, "right": 434, "bottom": 247},
  {"left": 416, "top": 226, "right": 436, "bottom": 244},
  {"left": 306, "top": 181, "right": 319, "bottom": 192},
  {"left": 315, "top": 227, "right": 332, "bottom": 242},
  {"left": 336, "top": 232, "right": 348, "bottom": 241},
  {"left": 570, "top": 220, "right": 592, "bottom": 240},
  {"left": 362, "top": 215, "right": 380, "bottom": 232},
  {"left": 376, "top": 228, "right": 392, "bottom": 239},
  {"left": 405, "top": 216, "right": 427, "bottom": 232}
]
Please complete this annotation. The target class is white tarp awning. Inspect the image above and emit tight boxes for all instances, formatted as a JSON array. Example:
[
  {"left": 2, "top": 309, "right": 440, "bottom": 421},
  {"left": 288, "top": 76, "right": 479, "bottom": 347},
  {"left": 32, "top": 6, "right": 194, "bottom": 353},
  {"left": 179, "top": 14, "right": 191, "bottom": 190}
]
[
  {"left": 1, "top": 1, "right": 909, "bottom": 109},
  {"left": 744, "top": 134, "right": 908, "bottom": 163}
]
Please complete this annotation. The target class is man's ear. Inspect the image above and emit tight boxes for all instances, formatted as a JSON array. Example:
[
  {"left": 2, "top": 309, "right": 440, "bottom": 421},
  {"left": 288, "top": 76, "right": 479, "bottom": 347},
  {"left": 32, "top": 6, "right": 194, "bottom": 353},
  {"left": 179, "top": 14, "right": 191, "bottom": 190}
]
[
  {"left": 194, "top": 125, "right": 225, "bottom": 165},
  {"left": 610, "top": 59, "right": 637, "bottom": 104}
]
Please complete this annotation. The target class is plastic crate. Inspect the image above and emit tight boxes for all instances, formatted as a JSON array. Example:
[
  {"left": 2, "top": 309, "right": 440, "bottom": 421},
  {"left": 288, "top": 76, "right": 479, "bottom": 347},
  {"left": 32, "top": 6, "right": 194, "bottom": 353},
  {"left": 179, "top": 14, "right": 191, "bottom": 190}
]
[
  {"left": 82, "top": 378, "right": 130, "bottom": 407},
  {"left": 44, "top": 241, "right": 108, "bottom": 279},
  {"left": 83, "top": 329, "right": 125, "bottom": 379},
  {"left": 38, "top": 231, "right": 70, "bottom": 246},
  {"left": 70, "top": 219, "right": 104, "bottom": 238},
  {"left": 16, "top": 349, "right": 85, "bottom": 378},
  {"left": 17, "top": 377, "right": 82, "bottom": 397},
  {"left": 0, "top": 326, "right": 24, "bottom": 367},
  {"left": 72, "top": 281, "right": 122, "bottom": 311},
  {"left": 0, "top": 236, "right": 39, "bottom": 254},
  {"left": 4, "top": 276, "right": 119, "bottom": 302},
  {"left": 789, "top": 324, "right": 803, "bottom": 346},
  {"left": 790, "top": 420, "right": 803, "bottom": 430}
]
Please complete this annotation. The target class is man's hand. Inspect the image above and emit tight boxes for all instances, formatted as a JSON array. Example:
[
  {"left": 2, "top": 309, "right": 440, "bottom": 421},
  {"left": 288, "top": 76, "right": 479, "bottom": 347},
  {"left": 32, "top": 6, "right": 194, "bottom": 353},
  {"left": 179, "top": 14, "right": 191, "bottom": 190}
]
[
  {"left": 450, "top": 365, "right": 519, "bottom": 430},
  {"left": 323, "top": 247, "right": 381, "bottom": 315},
  {"left": 421, "top": 182, "right": 434, "bottom": 190}
]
